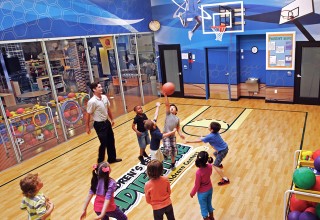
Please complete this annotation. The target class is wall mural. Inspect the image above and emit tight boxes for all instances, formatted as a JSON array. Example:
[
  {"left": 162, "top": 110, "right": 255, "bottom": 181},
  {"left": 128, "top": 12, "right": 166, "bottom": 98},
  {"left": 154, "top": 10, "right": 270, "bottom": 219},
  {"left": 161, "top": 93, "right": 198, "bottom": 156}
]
[
  {"left": 0, "top": 0, "right": 152, "bottom": 40},
  {"left": 151, "top": 0, "right": 320, "bottom": 100}
]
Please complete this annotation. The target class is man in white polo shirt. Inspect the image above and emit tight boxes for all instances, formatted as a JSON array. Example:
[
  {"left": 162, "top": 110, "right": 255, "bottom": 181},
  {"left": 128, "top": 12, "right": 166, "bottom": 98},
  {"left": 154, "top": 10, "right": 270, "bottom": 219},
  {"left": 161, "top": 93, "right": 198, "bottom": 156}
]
[{"left": 86, "top": 82, "right": 122, "bottom": 163}]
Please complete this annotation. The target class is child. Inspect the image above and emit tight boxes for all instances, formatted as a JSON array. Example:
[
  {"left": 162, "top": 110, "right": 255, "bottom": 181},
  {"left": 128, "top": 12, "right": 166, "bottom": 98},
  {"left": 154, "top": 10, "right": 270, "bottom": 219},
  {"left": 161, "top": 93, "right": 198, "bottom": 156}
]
[
  {"left": 163, "top": 93, "right": 185, "bottom": 170},
  {"left": 145, "top": 159, "right": 175, "bottom": 220},
  {"left": 190, "top": 151, "right": 215, "bottom": 220},
  {"left": 80, "top": 162, "right": 127, "bottom": 220},
  {"left": 20, "top": 173, "right": 54, "bottom": 220},
  {"left": 144, "top": 118, "right": 176, "bottom": 162},
  {"left": 186, "top": 121, "right": 230, "bottom": 186},
  {"left": 132, "top": 102, "right": 160, "bottom": 165}
]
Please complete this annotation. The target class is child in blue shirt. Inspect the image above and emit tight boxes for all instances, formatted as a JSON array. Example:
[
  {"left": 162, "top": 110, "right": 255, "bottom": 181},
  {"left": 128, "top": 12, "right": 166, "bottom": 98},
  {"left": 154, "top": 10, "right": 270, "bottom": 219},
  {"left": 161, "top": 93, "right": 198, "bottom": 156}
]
[
  {"left": 144, "top": 103, "right": 176, "bottom": 161},
  {"left": 186, "top": 122, "right": 230, "bottom": 186}
]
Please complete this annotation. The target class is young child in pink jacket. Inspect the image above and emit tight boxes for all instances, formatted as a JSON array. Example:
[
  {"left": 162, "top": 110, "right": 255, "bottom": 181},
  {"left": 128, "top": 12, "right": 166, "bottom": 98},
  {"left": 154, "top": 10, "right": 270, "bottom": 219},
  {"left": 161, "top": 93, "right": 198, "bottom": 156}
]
[{"left": 190, "top": 151, "right": 215, "bottom": 220}]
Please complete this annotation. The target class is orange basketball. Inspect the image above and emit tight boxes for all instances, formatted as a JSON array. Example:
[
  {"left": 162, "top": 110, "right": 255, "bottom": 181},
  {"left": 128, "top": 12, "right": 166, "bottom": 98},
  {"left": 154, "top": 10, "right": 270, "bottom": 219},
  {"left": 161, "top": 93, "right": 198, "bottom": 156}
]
[{"left": 162, "top": 82, "right": 175, "bottom": 95}]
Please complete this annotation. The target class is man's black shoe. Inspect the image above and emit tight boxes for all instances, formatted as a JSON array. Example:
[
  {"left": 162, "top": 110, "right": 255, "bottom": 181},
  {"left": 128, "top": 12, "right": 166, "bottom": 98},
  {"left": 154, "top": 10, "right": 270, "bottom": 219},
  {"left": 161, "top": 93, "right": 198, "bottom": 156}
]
[{"left": 108, "top": 158, "right": 122, "bottom": 163}]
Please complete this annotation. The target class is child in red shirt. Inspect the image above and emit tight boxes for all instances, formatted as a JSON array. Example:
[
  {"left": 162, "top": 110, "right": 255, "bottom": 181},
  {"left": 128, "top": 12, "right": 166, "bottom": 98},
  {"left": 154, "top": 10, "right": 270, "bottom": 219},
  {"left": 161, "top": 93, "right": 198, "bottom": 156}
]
[
  {"left": 190, "top": 151, "right": 215, "bottom": 220},
  {"left": 144, "top": 159, "right": 175, "bottom": 220}
]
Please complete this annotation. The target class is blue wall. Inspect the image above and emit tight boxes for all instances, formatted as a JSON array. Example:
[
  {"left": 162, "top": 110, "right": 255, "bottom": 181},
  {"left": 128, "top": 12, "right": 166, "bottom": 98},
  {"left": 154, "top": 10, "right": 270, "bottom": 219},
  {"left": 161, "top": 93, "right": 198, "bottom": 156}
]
[
  {"left": 151, "top": 0, "right": 320, "bottom": 88},
  {"left": 0, "top": 0, "right": 152, "bottom": 40},
  {"left": 1, "top": 0, "right": 319, "bottom": 92}
]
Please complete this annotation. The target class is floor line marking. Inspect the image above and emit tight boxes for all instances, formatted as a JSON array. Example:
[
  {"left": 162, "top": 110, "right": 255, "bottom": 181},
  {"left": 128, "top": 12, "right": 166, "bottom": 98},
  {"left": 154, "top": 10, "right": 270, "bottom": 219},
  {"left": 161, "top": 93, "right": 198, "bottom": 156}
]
[
  {"left": 229, "top": 108, "right": 253, "bottom": 130},
  {"left": 180, "top": 106, "right": 210, "bottom": 126}
]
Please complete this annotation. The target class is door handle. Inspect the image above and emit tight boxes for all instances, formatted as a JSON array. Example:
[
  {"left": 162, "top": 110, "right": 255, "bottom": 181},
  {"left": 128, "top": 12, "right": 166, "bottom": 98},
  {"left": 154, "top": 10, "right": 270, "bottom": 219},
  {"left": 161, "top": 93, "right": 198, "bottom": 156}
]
[{"left": 297, "top": 74, "right": 302, "bottom": 78}]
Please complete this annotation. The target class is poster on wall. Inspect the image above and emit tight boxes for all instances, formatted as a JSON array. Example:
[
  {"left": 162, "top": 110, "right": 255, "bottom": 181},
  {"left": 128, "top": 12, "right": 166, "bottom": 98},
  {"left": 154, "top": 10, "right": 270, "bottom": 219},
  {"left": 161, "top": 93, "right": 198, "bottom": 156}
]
[
  {"left": 99, "top": 36, "right": 114, "bottom": 50},
  {"left": 266, "top": 32, "right": 296, "bottom": 70}
]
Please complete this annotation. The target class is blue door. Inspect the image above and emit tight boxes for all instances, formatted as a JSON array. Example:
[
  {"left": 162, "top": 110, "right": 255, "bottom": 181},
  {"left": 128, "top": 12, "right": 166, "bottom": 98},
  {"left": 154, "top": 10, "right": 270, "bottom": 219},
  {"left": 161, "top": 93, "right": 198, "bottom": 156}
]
[{"left": 206, "top": 47, "right": 230, "bottom": 99}]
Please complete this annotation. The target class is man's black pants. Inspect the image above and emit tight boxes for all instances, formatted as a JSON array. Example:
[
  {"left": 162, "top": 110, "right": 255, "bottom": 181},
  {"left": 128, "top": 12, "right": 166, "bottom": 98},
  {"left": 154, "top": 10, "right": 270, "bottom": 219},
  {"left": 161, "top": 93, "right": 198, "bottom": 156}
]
[{"left": 93, "top": 120, "right": 116, "bottom": 163}]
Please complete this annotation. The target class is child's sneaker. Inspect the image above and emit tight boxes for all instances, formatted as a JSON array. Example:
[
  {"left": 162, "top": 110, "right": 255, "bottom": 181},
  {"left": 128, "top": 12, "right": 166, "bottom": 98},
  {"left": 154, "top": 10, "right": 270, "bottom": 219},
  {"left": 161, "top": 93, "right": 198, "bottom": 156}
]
[
  {"left": 218, "top": 178, "right": 230, "bottom": 186},
  {"left": 138, "top": 156, "right": 145, "bottom": 165},
  {"left": 171, "top": 163, "right": 176, "bottom": 170}
]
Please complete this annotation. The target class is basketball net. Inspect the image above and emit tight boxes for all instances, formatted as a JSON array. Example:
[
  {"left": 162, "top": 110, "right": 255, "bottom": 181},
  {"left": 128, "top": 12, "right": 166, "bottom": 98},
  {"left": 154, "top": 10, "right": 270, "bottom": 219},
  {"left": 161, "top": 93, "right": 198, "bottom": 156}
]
[{"left": 211, "top": 25, "right": 226, "bottom": 41}]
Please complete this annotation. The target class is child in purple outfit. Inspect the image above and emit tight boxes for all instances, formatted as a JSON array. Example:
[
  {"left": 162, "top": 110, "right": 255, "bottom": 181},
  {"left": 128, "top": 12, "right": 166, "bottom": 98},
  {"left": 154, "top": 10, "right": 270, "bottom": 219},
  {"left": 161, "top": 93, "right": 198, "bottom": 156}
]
[
  {"left": 80, "top": 162, "right": 127, "bottom": 220},
  {"left": 190, "top": 151, "right": 215, "bottom": 220}
]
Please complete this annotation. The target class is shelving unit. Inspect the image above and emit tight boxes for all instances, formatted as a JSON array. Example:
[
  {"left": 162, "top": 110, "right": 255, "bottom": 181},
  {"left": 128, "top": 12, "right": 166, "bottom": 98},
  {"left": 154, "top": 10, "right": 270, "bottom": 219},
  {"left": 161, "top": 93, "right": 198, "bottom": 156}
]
[
  {"left": 25, "top": 60, "right": 46, "bottom": 79},
  {"left": 37, "top": 75, "right": 65, "bottom": 93}
]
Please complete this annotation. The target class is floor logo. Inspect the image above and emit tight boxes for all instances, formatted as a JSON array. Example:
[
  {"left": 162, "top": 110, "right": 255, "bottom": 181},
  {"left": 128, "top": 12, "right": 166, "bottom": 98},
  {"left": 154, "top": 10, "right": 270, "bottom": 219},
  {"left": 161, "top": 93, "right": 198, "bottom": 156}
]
[{"left": 114, "top": 143, "right": 208, "bottom": 214}]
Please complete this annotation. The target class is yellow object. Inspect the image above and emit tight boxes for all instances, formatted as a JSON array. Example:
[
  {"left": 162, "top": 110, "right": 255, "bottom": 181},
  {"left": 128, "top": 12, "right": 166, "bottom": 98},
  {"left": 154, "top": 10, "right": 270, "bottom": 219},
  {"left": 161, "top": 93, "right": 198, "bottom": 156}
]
[
  {"left": 34, "top": 129, "right": 42, "bottom": 135},
  {"left": 300, "top": 150, "right": 315, "bottom": 167},
  {"left": 33, "top": 111, "right": 49, "bottom": 128},
  {"left": 293, "top": 183, "right": 320, "bottom": 203}
]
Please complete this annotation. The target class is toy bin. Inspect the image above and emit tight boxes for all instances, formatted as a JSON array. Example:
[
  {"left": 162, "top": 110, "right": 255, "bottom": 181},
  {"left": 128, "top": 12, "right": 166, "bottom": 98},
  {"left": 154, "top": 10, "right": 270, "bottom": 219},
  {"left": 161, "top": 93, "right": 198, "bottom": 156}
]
[{"left": 299, "top": 150, "right": 314, "bottom": 167}]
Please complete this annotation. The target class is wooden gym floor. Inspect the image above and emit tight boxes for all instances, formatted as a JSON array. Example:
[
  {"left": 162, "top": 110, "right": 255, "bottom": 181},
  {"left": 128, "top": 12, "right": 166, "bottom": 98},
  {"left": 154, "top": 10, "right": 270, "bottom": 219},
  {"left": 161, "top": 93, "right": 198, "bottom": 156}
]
[{"left": 0, "top": 98, "right": 319, "bottom": 220}]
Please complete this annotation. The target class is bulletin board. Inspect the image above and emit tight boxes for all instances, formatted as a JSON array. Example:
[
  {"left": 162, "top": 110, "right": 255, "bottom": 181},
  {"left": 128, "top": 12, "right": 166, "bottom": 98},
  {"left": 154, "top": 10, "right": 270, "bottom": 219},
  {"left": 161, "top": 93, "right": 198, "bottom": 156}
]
[{"left": 266, "top": 32, "right": 296, "bottom": 70}]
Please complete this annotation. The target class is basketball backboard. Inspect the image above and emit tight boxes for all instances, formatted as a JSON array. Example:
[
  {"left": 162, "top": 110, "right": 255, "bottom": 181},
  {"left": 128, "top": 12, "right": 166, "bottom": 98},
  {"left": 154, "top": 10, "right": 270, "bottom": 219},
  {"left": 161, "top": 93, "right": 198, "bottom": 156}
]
[
  {"left": 201, "top": 1, "right": 245, "bottom": 34},
  {"left": 279, "top": 0, "right": 314, "bottom": 24}
]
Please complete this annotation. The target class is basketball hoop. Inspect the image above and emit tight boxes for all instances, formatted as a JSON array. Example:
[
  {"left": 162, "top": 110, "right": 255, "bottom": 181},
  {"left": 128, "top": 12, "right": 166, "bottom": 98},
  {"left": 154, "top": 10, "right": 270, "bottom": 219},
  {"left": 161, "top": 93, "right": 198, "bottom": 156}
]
[
  {"left": 211, "top": 25, "right": 226, "bottom": 41},
  {"left": 280, "top": 10, "right": 295, "bottom": 22}
]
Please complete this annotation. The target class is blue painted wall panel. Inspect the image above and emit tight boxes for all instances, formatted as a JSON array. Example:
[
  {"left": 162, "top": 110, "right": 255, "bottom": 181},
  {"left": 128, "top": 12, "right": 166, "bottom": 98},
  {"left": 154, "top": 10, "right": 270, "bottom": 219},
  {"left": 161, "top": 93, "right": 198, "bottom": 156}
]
[
  {"left": 0, "top": 0, "right": 152, "bottom": 40},
  {"left": 151, "top": 0, "right": 319, "bottom": 88}
]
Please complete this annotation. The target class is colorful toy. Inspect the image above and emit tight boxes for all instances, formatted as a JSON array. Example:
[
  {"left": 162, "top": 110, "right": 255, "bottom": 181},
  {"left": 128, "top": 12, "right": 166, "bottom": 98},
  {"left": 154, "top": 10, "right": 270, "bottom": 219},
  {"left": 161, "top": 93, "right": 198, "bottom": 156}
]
[
  {"left": 288, "top": 211, "right": 301, "bottom": 220},
  {"left": 290, "top": 194, "right": 308, "bottom": 212},
  {"left": 36, "top": 133, "right": 44, "bottom": 141},
  {"left": 58, "top": 96, "right": 65, "bottom": 102},
  {"left": 312, "top": 150, "right": 320, "bottom": 160},
  {"left": 68, "top": 92, "right": 76, "bottom": 98},
  {"left": 298, "top": 211, "right": 317, "bottom": 220},
  {"left": 17, "top": 125, "right": 26, "bottom": 133},
  {"left": 161, "top": 82, "right": 175, "bottom": 95},
  {"left": 61, "top": 100, "right": 81, "bottom": 125},
  {"left": 79, "top": 94, "right": 89, "bottom": 110},
  {"left": 64, "top": 111, "right": 71, "bottom": 119},
  {"left": 24, "top": 133, "right": 33, "bottom": 142},
  {"left": 45, "top": 124, "right": 54, "bottom": 131},
  {"left": 16, "top": 108, "right": 25, "bottom": 114},
  {"left": 315, "top": 204, "right": 320, "bottom": 218},
  {"left": 302, "top": 150, "right": 313, "bottom": 160},
  {"left": 5, "top": 109, "right": 12, "bottom": 117},
  {"left": 314, "top": 157, "right": 320, "bottom": 172},
  {"left": 43, "top": 130, "right": 52, "bottom": 138},
  {"left": 26, "top": 124, "right": 35, "bottom": 132},
  {"left": 293, "top": 167, "right": 316, "bottom": 190},
  {"left": 34, "top": 129, "right": 42, "bottom": 135},
  {"left": 30, "top": 138, "right": 37, "bottom": 145},
  {"left": 16, "top": 138, "right": 24, "bottom": 145},
  {"left": 311, "top": 176, "right": 320, "bottom": 191},
  {"left": 305, "top": 207, "right": 316, "bottom": 214},
  {"left": 32, "top": 112, "right": 49, "bottom": 128}
]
